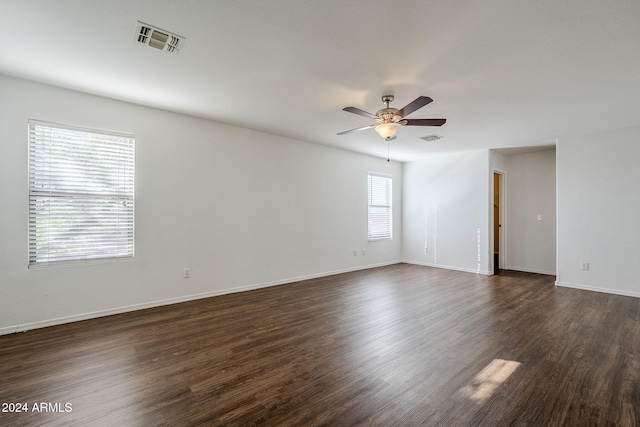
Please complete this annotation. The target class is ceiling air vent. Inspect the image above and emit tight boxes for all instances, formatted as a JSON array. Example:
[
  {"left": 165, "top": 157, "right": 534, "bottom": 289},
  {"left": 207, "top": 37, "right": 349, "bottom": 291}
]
[
  {"left": 420, "top": 134, "right": 444, "bottom": 142},
  {"left": 134, "top": 21, "right": 184, "bottom": 53}
]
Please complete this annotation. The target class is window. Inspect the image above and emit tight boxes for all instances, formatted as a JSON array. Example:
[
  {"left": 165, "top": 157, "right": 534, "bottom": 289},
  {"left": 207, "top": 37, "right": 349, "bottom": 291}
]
[
  {"left": 28, "top": 121, "right": 135, "bottom": 267},
  {"left": 368, "top": 173, "right": 392, "bottom": 240}
]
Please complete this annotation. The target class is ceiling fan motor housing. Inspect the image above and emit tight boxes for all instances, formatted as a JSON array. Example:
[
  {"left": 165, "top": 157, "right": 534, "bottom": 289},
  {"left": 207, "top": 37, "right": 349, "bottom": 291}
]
[
  {"left": 376, "top": 107, "right": 401, "bottom": 123},
  {"left": 377, "top": 96, "right": 401, "bottom": 123}
]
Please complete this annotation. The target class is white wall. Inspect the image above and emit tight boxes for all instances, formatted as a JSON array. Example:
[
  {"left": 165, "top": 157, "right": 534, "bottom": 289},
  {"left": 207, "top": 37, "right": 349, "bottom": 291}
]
[
  {"left": 0, "top": 75, "right": 402, "bottom": 333},
  {"left": 506, "top": 149, "right": 556, "bottom": 274},
  {"left": 557, "top": 125, "right": 640, "bottom": 297},
  {"left": 402, "top": 150, "right": 490, "bottom": 274}
]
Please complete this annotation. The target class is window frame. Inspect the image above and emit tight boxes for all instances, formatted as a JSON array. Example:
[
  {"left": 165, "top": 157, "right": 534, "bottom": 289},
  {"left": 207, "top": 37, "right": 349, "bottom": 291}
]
[
  {"left": 367, "top": 173, "right": 393, "bottom": 241},
  {"left": 27, "top": 120, "right": 135, "bottom": 268}
]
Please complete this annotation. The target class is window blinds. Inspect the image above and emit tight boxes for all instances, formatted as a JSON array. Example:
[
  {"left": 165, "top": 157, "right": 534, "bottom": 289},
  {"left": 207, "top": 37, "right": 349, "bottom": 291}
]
[
  {"left": 368, "top": 174, "right": 392, "bottom": 240},
  {"left": 28, "top": 121, "right": 135, "bottom": 266}
]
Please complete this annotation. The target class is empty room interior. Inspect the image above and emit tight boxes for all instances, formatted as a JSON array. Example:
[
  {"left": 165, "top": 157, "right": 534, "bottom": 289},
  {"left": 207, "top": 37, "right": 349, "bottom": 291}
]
[{"left": 1, "top": 1, "right": 640, "bottom": 425}]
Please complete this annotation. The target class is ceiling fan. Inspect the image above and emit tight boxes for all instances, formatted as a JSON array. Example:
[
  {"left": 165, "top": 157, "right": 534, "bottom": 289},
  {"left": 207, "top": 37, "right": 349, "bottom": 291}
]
[{"left": 338, "top": 95, "right": 446, "bottom": 140}]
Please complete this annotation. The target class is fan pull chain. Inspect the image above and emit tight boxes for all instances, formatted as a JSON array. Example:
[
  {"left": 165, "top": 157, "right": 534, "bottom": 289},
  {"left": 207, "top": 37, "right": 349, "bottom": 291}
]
[{"left": 387, "top": 140, "right": 390, "bottom": 162}]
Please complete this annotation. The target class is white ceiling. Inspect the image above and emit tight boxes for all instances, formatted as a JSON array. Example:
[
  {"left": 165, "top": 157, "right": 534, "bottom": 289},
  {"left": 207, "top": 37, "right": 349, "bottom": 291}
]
[{"left": 1, "top": 0, "right": 639, "bottom": 162}]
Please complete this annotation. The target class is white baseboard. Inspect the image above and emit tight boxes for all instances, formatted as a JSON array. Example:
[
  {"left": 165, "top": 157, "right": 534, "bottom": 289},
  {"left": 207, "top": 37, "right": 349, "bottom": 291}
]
[
  {"left": 507, "top": 265, "right": 556, "bottom": 276},
  {"left": 555, "top": 280, "right": 640, "bottom": 299},
  {"left": 0, "top": 260, "right": 402, "bottom": 336},
  {"left": 402, "top": 259, "right": 491, "bottom": 276}
]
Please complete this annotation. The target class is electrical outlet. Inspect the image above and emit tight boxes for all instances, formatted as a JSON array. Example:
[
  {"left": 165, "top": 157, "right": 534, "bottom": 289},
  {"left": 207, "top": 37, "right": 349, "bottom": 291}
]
[
  {"left": 581, "top": 262, "right": 589, "bottom": 271},
  {"left": 353, "top": 250, "right": 357, "bottom": 256},
  {"left": 362, "top": 249, "right": 366, "bottom": 256},
  {"left": 183, "top": 268, "right": 191, "bottom": 278}
]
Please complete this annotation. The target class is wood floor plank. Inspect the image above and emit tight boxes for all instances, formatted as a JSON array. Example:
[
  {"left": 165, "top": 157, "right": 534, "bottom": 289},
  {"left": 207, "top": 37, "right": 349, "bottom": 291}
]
[{"left": 1, "top": 264, "right": 640, "bottom": 426}]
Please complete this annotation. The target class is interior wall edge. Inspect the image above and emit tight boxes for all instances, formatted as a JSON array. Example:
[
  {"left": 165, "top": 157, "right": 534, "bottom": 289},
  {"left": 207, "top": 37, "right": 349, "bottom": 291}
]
[
  {"left": 402, "top": 260, "right": 491, "bottom": 276},
  {"left": 556, "top": 281, "right": 640, "bottom": 299},
  {"left": 506, "top": 266, "right": 556, "bottom": 276}
]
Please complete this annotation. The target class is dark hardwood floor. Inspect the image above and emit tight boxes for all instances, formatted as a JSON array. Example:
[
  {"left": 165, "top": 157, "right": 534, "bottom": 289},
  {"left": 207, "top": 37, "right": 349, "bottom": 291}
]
[{"left": 1, "top": 263, "right": 639, "bottom": 426}]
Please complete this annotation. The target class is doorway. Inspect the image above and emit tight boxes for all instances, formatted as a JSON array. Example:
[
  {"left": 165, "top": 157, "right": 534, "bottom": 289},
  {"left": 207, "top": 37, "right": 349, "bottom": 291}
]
[{"left": 493, "top": 171, "right": 506, "bottom": 274}]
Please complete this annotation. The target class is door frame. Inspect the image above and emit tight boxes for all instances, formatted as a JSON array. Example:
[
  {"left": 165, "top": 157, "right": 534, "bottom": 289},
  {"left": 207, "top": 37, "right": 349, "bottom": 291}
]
[{"left": 492, "top": 169, "right": 507, "bottom": 273}]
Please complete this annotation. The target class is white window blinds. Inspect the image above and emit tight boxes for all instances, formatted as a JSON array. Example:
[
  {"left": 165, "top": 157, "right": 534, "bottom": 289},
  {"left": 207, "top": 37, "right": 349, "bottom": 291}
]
[
  {"left": 368, "top": 174, "right": 392, "bottom": 240},
  {"left": 28, "top": 121, "right": 135, "bottom": 267}
]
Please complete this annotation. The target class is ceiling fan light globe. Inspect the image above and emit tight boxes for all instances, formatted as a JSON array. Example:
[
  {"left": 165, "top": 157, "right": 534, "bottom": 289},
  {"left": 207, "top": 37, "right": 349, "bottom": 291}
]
[{"left": 375, "top": 122, "right": 401, "bottom": 139}]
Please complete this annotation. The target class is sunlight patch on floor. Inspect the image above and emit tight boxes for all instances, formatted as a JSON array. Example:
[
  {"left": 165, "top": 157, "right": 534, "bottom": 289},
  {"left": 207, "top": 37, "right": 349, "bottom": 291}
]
[{"left": 459, "top": 359, "right": 521, "bottom": 404}]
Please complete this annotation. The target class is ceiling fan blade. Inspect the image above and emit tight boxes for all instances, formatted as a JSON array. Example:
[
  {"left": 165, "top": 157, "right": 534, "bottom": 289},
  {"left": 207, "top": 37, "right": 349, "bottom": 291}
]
[
  {"left": 343, "top": 107, "right": 379, "bottom": 120},
  {"left": 396, "top": 96, "right": 433, "bottom": 118},
  {"left": 403, "top": 118, "right": 446, "bottom": 126},
  {"left": 337, "top": 124, "right": 375, "bottom": 135}
]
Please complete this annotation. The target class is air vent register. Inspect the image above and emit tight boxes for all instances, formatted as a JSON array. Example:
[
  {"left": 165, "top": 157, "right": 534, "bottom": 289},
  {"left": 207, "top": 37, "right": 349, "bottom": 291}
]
[{"left": 134, "top": 21, "right": 184, "bottom": 53}]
